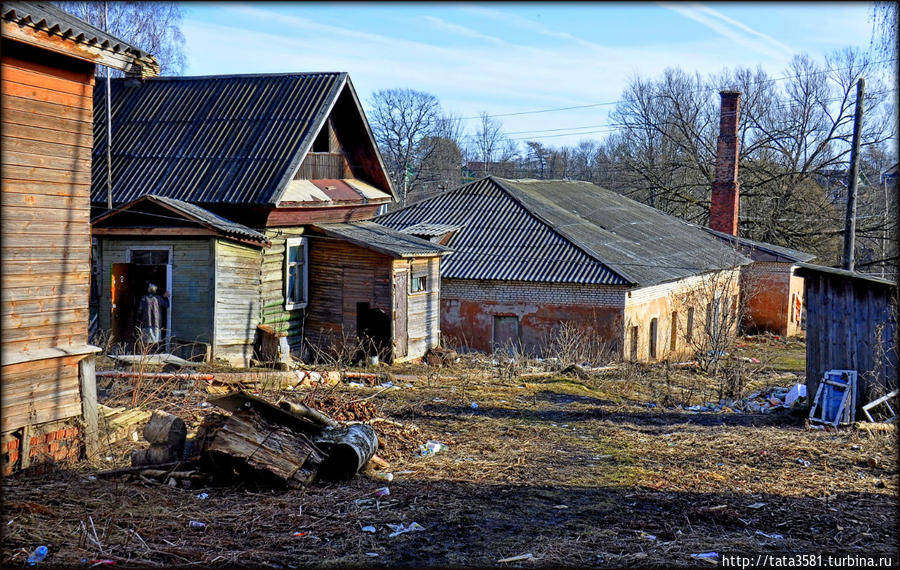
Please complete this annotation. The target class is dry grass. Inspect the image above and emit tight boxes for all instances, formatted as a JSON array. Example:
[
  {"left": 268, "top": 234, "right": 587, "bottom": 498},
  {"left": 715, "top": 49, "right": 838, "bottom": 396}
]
[{"left": 2, "top": 343, "right": 897, "bottom": 567}]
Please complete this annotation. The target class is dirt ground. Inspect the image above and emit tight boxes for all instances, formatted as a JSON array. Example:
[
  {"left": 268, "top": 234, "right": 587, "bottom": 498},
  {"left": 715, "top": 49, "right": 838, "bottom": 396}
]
[{"left": 2, "top": 337, "right": 898, "bottom": 568}]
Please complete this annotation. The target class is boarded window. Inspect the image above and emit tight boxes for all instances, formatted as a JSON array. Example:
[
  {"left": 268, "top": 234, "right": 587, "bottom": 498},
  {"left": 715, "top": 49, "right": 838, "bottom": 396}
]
[
  {"left": 686, "top": 308, "right": 695, "bottom": 342},
  {"left": 284, "top": 237, "right": 308, "bottom": 309},
  {"left": 649, "top": 318, "right": 658, "bottom": 360},
  {"left": 670, "top": 311, "right": 678, "bottom": 352},
  {"left": 493, "top": 315, "right": 519, "bottom": 353}
]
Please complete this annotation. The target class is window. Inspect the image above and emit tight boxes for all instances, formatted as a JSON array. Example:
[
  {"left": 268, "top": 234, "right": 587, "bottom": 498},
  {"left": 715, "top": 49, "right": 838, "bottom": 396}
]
[
  {"left": 686, "top": 308, "right": 695, "bottom": 342},
  {"left": 670, "top": 311, "right": 678, "bottom": 352},
  {"left": 410, "top": 274, "right": 427, "bottom": 293},
  {"left": 284, "top": 237, "right": 308, "bottom": 309},
  {"left": 630, "top": 326, "right": 639, "bottom": 360},
  {"left": 649, "top": 318, "right": 658, "bottom": 360}
]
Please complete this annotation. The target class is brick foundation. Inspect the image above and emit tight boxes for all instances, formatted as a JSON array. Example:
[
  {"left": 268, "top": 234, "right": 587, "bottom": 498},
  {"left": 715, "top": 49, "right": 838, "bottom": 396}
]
[{"left": 2, "top": 422, "right": 82, "bottom": 476}]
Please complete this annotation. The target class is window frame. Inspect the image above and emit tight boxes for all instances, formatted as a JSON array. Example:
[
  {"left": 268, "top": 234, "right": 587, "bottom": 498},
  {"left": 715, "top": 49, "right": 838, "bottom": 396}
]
[
  {"left": 284, "top": 237, "right": 309, "bottom": 310},
  {"left": 410, "top": 272, "right": 428, "bottom": 294}
]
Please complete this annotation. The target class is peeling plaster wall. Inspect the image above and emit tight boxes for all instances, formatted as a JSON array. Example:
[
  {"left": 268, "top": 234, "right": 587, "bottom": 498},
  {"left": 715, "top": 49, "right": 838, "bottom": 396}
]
[
  {"left": 742, "top": 262, "right": 804, "bottom": 336},
  {"left": 440, "top": 279, "right": 626, "bottom": 355},
  {"left": 623, "top": 269, "right": 741, "bottom": 361}
]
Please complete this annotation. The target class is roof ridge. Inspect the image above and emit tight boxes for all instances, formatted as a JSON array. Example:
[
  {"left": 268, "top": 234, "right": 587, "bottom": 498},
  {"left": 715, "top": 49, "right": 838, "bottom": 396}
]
[
  {"left": 128, "top": 72, "right": 348, "bottom": 82},
  {"left": 488, "top": 177, "right": 638, "bottom": 285}
]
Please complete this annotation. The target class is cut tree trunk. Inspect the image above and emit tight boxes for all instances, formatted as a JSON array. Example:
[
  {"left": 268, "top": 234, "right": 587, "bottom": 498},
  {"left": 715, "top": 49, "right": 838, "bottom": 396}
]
[{"left": 313, "top": 423, "right": 378, "bottom": 481}]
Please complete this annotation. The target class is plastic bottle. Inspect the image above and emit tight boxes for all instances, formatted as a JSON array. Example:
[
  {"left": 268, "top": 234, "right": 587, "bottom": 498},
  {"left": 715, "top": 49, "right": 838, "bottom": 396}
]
[{"left": 26, "top": 546, "right": 48, "bottom": 566}]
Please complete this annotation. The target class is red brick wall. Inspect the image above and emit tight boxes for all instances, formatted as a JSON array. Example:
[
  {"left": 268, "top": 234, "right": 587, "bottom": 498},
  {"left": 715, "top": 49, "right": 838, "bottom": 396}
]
[
  {"left": 709, "top": 91, "right": 741, "bottom": 236},
  {"left": 2, "top": 424, "right": 81, "bottom": 476}
]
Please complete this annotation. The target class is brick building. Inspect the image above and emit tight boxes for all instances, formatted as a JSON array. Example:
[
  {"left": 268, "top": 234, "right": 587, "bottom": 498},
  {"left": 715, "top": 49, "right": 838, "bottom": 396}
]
[{"left": 377, "top": 176, "right": 750, "bottom": 361}]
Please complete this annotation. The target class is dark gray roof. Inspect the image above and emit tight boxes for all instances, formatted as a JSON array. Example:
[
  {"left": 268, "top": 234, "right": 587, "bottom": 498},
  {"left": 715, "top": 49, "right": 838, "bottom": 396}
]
[
  {"left": 91, "top": 73, "right": 350, "bottom": 206},
  {"left": 2, "top": 1, "right": 153, "bottom": 60},
  {"left": 377, "top": 176, "right": 751, "bottom": 286},
  {"left": 794, "top": 262, "right": 897, "bottom": 288},
  {"left": 312, "top": 222, "right": 450, "bottom": 258},
  {"left": 701, "top": 227, "right": 816, "bottom": 263},
  {"left": 92, "top": 194, "right": 270, "bottom": 246}
]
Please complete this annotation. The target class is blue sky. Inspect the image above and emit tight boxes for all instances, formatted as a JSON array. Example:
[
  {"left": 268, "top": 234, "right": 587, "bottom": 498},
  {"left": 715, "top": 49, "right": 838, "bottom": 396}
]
[{"left": 181, "top": 2, "right": 883, "bottom": 148}]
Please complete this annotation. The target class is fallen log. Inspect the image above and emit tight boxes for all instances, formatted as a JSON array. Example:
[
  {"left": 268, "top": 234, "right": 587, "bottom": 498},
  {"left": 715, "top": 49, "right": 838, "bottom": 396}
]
[
  {"left": 277, "top": 400, "right": 339, "bottom": 429},
  {"left": 144, "top": 411, "right": 187, "bottom": 449},
  {"left": 94, "top": 462, "right": 182, "bottom": 478},
  {"left": 132, "top": 445, "right": 180, "bottom": 466},
  {"left": 204, "top": 409, "right": 325, "bottom": 488},
  {"left": 313, "top": 424, "right": 378, "bottom": 481}
]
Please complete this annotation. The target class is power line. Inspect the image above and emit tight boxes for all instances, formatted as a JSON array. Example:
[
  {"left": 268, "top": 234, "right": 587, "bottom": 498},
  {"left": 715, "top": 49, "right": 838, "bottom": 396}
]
[{"left": 456, "top": 57, "right": 898, "bottom": 122}]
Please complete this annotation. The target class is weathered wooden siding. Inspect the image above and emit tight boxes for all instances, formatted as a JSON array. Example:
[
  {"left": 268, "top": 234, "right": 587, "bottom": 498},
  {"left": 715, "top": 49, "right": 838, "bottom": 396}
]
[
  {"left": 804, "top": 272, "right": 897, "bottom": 407},
  {"left": 96, "top": 238, "right": 212, "bottom": 344},
  {"left": 304, "top": 238, "right": 393, "bottom": 354},
  {"left": 394, "top": 258, "right": 441, "bottom": 360},
  {"left": 1, "top": 45, "right": 95, "bottom": 433},
  {"left": 213, "top": 239, "right": 263, "bottom": 367},
  {"left": 260, "top": 229, "right": 306, "bottom": 349}
]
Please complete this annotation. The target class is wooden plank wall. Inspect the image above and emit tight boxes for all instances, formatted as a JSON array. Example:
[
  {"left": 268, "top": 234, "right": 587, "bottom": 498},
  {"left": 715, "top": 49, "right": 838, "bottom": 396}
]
[
  {"left": 213, "top": 240, "right": 263, "bottom": 366},
  {"left": 395, "top": 258, "right": 442, "bottom": 360},
  {"left": 805, "top": 273, "right": 898, "bottom": 405},
  {"left": 260, "top": 229, "right": 306, "bottom": 348},
  {"left": 1, "top": 45, "right": 95, "bottom": 432},
  {"left": 96, "top": 238, "right": 212, "bottom": 344},
  {"left": 303, "top": 237, "right": 392, "bottom": 355}
]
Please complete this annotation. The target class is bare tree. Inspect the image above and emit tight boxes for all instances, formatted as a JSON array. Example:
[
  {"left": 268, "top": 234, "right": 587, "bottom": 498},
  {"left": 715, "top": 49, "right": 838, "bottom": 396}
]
[
  {"left": 369, "top": 88, "right": 453, "bottom": 207},
  {"left": 54, "top": 1, "right": 186, "bottom": 75}
]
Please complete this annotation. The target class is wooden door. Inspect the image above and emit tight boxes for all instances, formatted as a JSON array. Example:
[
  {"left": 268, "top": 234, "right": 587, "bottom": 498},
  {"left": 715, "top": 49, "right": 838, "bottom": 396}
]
[
  {"left": 111, "top": 263, "right": 132, "bottom": 344},
  {"left": 492, "top": 315, "right": 519, "bottom": 354},
  {"left": 393, "top": 271, "right": 408, "bottom": 358}
]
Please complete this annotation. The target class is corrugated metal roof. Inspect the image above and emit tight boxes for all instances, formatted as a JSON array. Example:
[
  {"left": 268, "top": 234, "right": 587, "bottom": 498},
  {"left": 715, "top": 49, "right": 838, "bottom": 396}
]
[
  {"left": 91, "top": 73, "right": 348, "bottom": 206},
  {"left": 400, "top": 222, "right": 463, "bottom": 237},
  {"left": 377, "top": 178, "right": 630, "bottom": 285},
  {"left": 794, "top": 262, "right": 897, "bottom": 288},
  {"left": 701, "top": 227, "right": 817, "bottom": 263},
  {"left": 377, "top": 177, "right": 751, "bottom": 286},
  {"left": 313, "top": 221, "right": 450, "bottom": 258},
  {"left": 92, "top": 194, "right": 270, "bottom": 246},
  {"left": 2, "top": 1, "right": 156, "bottom": 64}
]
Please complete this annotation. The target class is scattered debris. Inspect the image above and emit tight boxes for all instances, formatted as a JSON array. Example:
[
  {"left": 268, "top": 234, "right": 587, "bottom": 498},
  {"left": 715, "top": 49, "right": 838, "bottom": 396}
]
[
  {"left": 387, "top": 522, "right": 425, "bottom": 537},
  {"left": 26, "top": 546, "right": 48, "bottom": 566},
  {"left": 810, "top": 370, "right": 857, "bottom": 426},
  {"left": 361, "top": 526, "right": 377, "bottom": 534},
  {"left": 755, "top": 530, "right": 784, "bottom": 540},
  {"left": 797, "top": 458, "right": 811, "bottom": 467},
  {"left": 862, "top": 390, "right": 898, "bottom": 423},
  {"left": 374, "top": 487, "right": 390, "bottom": 497},
  {"left": 747, "top": 502, "right": 766, "bottom": 510},
  {"left": 419, "top": 441, "right": 448, "bottom": 456},
  {"left": 189, "top": 521, "right": 206, "bottom": 529},
  {"left": 690, "top": 552, "right": 719, "bottom": 559},
  {"left": 498, "top": 553, "right": 534, "bottom": 563}
]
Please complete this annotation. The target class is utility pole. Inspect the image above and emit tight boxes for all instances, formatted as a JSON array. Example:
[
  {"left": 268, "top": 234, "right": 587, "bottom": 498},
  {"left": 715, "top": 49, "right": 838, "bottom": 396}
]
[
  {"left": 843, "top": 77, "right": 865, "bottom": 271},
  {"left": 105, "top": 0, "right": 113, "bottom": 210}
]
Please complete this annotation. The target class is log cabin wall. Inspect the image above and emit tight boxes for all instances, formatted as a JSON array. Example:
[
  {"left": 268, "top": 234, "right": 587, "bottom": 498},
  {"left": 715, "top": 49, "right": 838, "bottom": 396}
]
[
  {"left": 213, "top": 239, "right": 263, "bottom": 367},
  {"left": 803, "top": 271, "right": 897, "bottom": 407},
  {"left": 96, "top": 237, "right": 212, "bottom": 345},
  {"left": 1, "top": 41, "right": 97, "bottom": 436},
  {"left": 393, "top": 257, "right": 442, "bottom": 360},
  {"left": 303, "top": 237, "right": 393, "bottom": 358}
]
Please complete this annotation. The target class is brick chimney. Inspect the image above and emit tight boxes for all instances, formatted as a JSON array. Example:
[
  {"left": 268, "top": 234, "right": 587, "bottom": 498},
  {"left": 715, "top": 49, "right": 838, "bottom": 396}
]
[{"left": 709, "top": 90, "right": 742, "bottom": 236}]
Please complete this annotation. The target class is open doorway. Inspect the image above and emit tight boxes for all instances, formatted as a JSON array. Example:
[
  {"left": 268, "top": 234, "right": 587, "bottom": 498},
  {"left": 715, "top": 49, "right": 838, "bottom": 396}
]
[{"left": 111, "top": 247, "right": 173, "bottom": 351}]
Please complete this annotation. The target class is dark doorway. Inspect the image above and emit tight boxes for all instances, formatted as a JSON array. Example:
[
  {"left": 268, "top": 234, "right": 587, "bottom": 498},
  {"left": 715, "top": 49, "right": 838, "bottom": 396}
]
[
  {"left": 111, "top": 249, "right": 171, "bottom": 350},
  {"left": 357, "top": 302, "right": 391, "bottom": 361}
]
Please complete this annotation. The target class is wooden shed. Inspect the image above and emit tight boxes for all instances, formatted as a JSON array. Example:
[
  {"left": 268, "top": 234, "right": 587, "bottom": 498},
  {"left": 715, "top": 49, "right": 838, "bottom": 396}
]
[
  {"left": 795, "top": 263, "right": 898, "bottom": 409},
  {"left": 1, "top": 1, "right": 157, "bottom": 473},
  {"left": 93, "top": 200, "right": 448, "bottom": 366}
]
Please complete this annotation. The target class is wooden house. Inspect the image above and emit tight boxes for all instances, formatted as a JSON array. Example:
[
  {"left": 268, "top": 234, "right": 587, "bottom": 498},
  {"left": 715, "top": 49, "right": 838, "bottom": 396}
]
[
  {"left": 794, "top": 263, "right": 897, "bottom": 409},
  {"left": 377, "top": 176, "right": 751, "bottom": 361},
  {"left": 1, "top": 1, "right": 158, "bottom": 473},
  {"left": 90, "top": 73, "right": 449, "bottom": 366}
]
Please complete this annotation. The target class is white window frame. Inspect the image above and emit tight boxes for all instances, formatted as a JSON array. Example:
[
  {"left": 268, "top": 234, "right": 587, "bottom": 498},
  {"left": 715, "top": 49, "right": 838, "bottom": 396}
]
[{"left": 284, "top": 237, "right": 308, "bottom": 310}]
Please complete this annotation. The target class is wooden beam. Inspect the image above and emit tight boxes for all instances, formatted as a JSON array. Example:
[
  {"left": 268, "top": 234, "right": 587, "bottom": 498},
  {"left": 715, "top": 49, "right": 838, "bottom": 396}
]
[
  {"left": 79, "top": 355, "right": 99, "bottom": 459},
  {"left": 91, "top": 227, "right": 218, "bottom": 237}
]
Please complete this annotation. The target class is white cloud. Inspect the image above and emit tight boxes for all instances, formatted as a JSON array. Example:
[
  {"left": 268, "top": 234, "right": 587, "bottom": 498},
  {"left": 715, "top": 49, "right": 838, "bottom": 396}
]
[{"left": 421, "top": 16, "right": 507, "bottom": 45}]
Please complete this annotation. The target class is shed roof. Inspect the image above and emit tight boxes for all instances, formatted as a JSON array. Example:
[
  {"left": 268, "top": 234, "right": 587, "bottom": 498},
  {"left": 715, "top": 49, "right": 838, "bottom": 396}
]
[
  {"left": 794, "top": 262, "right": 897, "bottom": 288},
  {"left": 312, "top": 221, "right": 450, "bottom": 259},
  {"left": 1, "top": 1, "right": 158, "bottom": 74},
  {"left": 91, "top": 72, "right": 394, "bottom": 207},
  {"left": 701, "top": 227, "right": 817, "bottom": 263},
  {"left": 376, "top": 177, "right": 750, "bottom": 286},
  {"left": 92, "top": 195, "right": 270, "bottom": 246}
]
